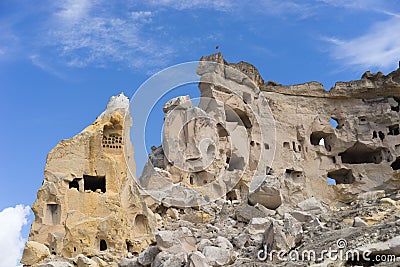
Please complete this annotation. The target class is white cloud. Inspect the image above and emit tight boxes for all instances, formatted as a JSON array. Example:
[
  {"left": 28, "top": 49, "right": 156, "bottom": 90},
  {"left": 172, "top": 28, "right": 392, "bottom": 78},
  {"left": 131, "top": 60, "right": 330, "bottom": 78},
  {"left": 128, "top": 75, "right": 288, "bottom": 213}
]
[
  {"left": 145, "top": 0, "right": 233, "bottom": 11},
  {"left": 0, "top": 205, "right": 31, "bottom": 267},
  {"left": 30, "top": 54, "right": 65, "bottom": 78},
  {"left": 325, "top": 17, "right": 400, "bottom": 71},
  {"left": 43, "top": 1, "right": 174, "bottom": 70},
  {"left": 56, "top": 0, "right": 92, "bottom": 22}
]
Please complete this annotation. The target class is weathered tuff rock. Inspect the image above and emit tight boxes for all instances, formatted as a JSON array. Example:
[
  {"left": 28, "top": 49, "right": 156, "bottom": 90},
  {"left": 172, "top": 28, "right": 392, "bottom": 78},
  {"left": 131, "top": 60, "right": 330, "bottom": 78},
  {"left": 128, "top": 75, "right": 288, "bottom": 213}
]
[
  {"left": 22, "top": 53, "right": 400, "bottom": 266},
  {"left": 22, "top": 94, "right": 155, "bottom": 265},
  {"left": 142, "top": 52, "right": 400, "bottom": 210}
]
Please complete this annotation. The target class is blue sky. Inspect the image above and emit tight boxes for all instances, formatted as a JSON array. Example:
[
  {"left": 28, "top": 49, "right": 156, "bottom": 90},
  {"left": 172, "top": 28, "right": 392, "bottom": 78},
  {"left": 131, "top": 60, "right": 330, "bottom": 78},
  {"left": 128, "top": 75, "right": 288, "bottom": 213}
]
[{"left": 1, "top": 0, "right": 400, "bottom": 264}]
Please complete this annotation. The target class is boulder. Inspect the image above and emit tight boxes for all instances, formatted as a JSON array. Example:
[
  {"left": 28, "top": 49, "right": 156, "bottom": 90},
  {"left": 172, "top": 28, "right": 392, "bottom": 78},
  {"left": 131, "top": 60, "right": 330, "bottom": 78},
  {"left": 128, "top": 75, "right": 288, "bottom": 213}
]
[
  {"left": 20, "top": 241, "right": 51, "bottom": 266},
  {"left": 214, "top": 236, "right": 233, "bottom": 250},
  {"left": 247, "top": 217, "right": 270, "bottom": 236},
  {"left": 262, "top": 216, "right": 303, "bottom": 252},
  {"left": 155, "top": 227, "right": 196, "bottom": 254},
  {"left": 118, "top": 258, "right": 140, "bottom": 267},
  {"left": 202, "top": 246, "right": 234, "bottom": 266},
  {"left": 36, "top": 262, "right": 73, "bottom": 267},
  {"left": 75, "top": 254, "right": 98, "bottom": 267},
  {"left": 290, "top": 210, "right": 314, "bottom": 222},
  {"left": 353, "top": 217, "right": 369, "bottom": 227},
  {"left": 248, "top": 175, "right": 282, "bottom": 210},
  {"left": 357, "top": 236, "right": 400, "bottom": 256},
  {"left": 357, "top": 190, "right": 385, "bottom": 201},
  {"left": 188, "top": 251, "right": 210, "bottom": 267},
  {"left": 234, "top": 203, "right": 266, "bottom": 223},
  {"left": 197, "top": 239, "right": 213, "bottom": 251},
  {"left": 138, "top": 246, "right": 160, "bottom": 266},
  {"left": 297, "top": 197, "right": 328, "bottom": 215},
  {"left": 160, "top": 252, "right": 187, "bottom": 267}
]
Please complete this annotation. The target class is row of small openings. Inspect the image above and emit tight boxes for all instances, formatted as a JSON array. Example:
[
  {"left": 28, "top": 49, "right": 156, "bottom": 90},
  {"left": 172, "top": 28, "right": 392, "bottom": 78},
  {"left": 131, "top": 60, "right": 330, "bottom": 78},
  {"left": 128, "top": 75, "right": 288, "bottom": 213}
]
[
  {"left": 372, "top": 131, "right": 385, "bottom": 141},
  {"left": 250, "top": 140, "right": 270, "bottom": 150},
  {"left": 102, "top": 139, "right": 122, "bottom": 144},
  {"left": 103, "top": 134, "right": 122, "bottom": 139},
  {"left": 69, "top": 175, "right": 106, "bottom": 193},
  {"left": 102, "top": 135, "right": 123, "bottom": 149},
  {"left": 283, "top": 141, "right": 302, "bottom": 152},
  {"left": 103, "top": 144, "right": 122, "bottom": 149}
]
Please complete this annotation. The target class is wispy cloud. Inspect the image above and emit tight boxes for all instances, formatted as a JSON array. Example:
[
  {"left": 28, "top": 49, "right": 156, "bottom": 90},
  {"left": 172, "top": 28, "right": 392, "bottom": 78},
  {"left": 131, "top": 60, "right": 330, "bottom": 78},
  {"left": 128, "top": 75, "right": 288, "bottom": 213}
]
[
  {"left": 144, "top": 0, "right": 233, "bottom": 11},
  {"left": 324, "top": 17, "right": 400, "bottom": 71},
  {"left": 29, "top": 54, "right": 65, "bottom": 78},
  {"left": 40, "top": 1, "right": 175, "bottom": 71},
  {"left": 0, "top": 205, "right": 31, "bottom": 267},
  {"left": 56, "top": 0, "right": 93, "bottom": 22}
]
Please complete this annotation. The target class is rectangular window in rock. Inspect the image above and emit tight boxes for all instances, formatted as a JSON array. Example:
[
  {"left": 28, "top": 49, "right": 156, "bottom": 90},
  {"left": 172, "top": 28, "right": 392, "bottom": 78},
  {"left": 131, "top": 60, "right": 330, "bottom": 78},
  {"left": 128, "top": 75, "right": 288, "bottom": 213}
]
[
  {"left": 84, "top": 175, "right": 106, "bottom": 193},
  {"left": 69, "top": 178, "right": 82, "bottom": 191},
  {"left": 45, "top": 203, "right": 61, "bottom": 225}
]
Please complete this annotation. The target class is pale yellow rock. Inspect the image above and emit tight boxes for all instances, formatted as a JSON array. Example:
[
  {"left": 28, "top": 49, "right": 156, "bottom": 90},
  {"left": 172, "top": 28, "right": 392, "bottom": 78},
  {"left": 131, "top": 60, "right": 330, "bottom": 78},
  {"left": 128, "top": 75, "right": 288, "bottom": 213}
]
[
  {"left": 23, "top": 94, "right": 155, "bottom": 262},
  {"left": 21, "top": 241, "right": 50, "bottom": 266},
  {"left": 381, "top": 198, "right": 397, "bottom": 206}
]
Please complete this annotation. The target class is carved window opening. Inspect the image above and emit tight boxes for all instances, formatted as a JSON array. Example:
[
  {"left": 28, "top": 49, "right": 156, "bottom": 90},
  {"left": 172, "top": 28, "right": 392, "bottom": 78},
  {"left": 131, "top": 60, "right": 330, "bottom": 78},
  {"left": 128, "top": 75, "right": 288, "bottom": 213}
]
[
  {"left": 126, "top": 241, "right": 133, "bottom": 252},
  {"left": 330, "top": 117, "right": 341, "bottom": 129},
  {"left": 310, "top": 132, "right": 332, "bottom": 151},
  {"left": 45, "top": 204, "right": 61, "bottom": 225},
  {"left": 225, "top": 108, "right": 252, "bottom": 129},
  {"left": 327, "top": 169, "right": 354, "bottom": 184},
  {"left": 339, "top": 142, "right": 384, "bottom": 164},
  {"left": 100, "top": 239, "right": 107, "bottom": 251},
  {"left": 391, "top": 157, "right": 400, "bottom": 171},
  {"left": 216, "top": 123, "right": 229, "bottom": 138},
  {"left": 227, "top": 155, "right": 245, "bottom": 171},
  {"left": 378, "top": 131, "right": 385, "bottom": 141},
  {"left": 283, "top": 142, "right": 290, "bottom": 149},
  {"left": 84, "top": 175, "right": 106, "bottom": 193},
  {"left": 226, "top": 189, "right": 241, "bottom": 201},
  {"left": 388, "top": 124, "right": 399, "bottom": 136},
  {"left": 134, "top": 215, "right": 150, "bottom": 234},
  {"left": 390, "top": 97, "right": 400, "bottom": 112},
  {"left": 69, "top": 178, "right": 81, "bottom": 191}
]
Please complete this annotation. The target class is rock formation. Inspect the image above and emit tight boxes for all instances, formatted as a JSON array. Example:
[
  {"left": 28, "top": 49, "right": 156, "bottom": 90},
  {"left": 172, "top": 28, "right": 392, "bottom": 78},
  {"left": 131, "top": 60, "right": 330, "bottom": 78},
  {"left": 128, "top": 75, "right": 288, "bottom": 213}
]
[
  {"left": 142, "top": 52, "right": 400, "bottom": 209},
  {"left": 21, "top": 94, "right": 155, "bottom": 265},
  {"left": 21, "top": 53, "right": 400, "bottom": 266}
]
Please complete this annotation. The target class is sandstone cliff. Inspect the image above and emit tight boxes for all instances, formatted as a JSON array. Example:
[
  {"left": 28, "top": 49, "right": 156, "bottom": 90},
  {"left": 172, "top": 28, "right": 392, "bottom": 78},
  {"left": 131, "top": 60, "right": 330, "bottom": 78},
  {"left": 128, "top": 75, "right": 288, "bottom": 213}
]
[{"left": 21, "top": 54, "right": 400, "bottom": 266}]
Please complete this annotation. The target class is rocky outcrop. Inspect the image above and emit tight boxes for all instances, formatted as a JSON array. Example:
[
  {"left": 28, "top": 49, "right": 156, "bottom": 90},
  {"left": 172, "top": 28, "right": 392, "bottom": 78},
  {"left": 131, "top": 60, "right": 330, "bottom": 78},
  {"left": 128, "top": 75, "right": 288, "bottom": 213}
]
[
  {"left": 22, "top": 94, "right": 155, "bottom": 265},
  {"left": 22, "top": 53, "right": 400, "bottom": 266},
  {"left": 140, "top": 53, "right": 400, "bottom": 211}
]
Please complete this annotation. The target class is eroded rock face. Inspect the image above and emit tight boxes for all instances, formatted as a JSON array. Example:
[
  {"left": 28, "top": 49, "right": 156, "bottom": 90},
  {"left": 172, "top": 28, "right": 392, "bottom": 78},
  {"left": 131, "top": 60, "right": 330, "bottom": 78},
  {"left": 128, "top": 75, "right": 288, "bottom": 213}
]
[
  {"left": 142, "top": 52, "right": 400, "bottom": 209},
  {"left": 22, "top": 94, "right": 155, "bottom": 265},
  {"left": 22, "top": 53, "right": 400, "bottom": 266}
]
